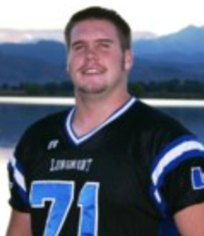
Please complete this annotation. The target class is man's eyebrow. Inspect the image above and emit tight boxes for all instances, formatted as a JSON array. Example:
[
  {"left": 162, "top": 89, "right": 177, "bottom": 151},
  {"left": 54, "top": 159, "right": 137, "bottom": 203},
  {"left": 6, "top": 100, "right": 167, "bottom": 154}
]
[
  {"left": 71, "top": 38, "right": 114, "bottom": 46},
  {"left": 96, "top": 39, "right": 114, "bottom": 44}
]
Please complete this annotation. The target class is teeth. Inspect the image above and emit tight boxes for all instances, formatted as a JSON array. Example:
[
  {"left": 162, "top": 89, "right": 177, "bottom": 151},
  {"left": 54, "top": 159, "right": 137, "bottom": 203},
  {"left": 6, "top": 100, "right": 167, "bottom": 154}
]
[{"left": 84, "top": 68, "right": 100, "bottom": 74}]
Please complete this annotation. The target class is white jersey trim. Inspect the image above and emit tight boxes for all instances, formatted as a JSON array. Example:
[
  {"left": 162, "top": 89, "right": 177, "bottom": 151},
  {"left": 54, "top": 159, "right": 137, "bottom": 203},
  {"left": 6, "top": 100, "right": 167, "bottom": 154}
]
[
  {"left": 66, "top": 97, "right": 137, "bottom": 145},
  {"left": 9, "top": 155, "right": 26, "bottom": 192}
]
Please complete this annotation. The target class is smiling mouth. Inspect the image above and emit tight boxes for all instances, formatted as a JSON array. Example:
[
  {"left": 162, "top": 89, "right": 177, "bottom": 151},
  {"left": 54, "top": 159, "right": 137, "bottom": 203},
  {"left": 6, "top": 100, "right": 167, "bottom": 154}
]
[{"left": 81, "top": 66, "right": 106, "bottom": 75}]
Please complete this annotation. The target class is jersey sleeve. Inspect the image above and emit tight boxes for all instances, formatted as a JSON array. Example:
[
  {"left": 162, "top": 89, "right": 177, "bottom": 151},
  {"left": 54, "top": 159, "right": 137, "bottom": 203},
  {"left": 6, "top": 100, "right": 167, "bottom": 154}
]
[
  {"left": 150, "top": 134, "right": 204, "bottom": 216},
  {"left": 7, "top": 129, "right": 32, "bottom": 213},
  {"left": 8, "top": 152, "right": 30, "bottom": 212},
  {"left": 162, "top": 155, "right": 204, "bottom": 214}
]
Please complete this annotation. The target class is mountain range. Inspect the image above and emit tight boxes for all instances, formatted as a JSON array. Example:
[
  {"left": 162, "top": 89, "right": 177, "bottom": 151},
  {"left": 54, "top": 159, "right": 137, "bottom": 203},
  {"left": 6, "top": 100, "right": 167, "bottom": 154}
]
[
  {"left": 0, "top": 25, "right": 204, "bottom": 85},
  {"left": 0, "top": 29, "right": 156, "bottom": 43}
]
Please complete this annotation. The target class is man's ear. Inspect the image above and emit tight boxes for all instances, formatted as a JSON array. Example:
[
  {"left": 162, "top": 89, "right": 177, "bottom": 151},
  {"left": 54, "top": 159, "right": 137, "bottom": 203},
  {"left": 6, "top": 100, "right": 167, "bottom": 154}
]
[
  {"left": 124, "top": 49, "right": 133, "bottom": 71},
  {"left": 125, "top": 49, "right": 133, "bottom": 71}
]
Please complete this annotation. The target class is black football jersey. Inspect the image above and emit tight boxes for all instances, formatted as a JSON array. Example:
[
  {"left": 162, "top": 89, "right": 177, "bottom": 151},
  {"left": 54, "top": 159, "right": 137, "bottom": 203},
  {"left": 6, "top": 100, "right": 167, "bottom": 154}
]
[{"left": 8, "top": 97, "right": 204, "bottom": 236}]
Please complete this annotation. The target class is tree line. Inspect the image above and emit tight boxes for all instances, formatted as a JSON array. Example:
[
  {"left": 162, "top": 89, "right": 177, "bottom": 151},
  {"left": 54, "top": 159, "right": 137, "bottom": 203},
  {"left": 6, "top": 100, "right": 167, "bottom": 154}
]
[{"left": 0, "top": 79, "right": 204, "bottom": 99}]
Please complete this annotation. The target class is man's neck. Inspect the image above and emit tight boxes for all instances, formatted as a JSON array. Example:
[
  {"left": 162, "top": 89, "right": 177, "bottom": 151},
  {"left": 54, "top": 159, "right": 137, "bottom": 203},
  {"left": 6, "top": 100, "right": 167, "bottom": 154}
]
[{"left": 72, "top": 91, "right": 130, "bottom": 137}]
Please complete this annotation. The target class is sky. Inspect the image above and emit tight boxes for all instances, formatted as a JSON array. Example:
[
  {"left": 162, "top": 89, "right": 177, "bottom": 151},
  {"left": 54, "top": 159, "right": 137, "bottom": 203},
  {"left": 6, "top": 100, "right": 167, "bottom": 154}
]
[{"left": 0, "top": 0, "right": 204, "bottom": 36}]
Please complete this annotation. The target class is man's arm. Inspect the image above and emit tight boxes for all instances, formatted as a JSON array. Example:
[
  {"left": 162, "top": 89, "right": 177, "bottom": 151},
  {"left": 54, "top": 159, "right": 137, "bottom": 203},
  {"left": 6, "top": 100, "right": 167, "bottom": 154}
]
[
  {"left": 175, "top": 202, "right": 204, "bottom": 236},
  {"left": 6, "top": 210, "right": 32, "bottom": 236}
]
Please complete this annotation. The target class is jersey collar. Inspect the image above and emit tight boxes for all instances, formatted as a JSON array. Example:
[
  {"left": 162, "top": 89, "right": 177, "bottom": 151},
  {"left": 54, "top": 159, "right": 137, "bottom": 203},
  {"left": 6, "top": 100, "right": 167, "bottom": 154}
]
[{"left": 66, "top": 97, "right": 137, "bottom": 145}]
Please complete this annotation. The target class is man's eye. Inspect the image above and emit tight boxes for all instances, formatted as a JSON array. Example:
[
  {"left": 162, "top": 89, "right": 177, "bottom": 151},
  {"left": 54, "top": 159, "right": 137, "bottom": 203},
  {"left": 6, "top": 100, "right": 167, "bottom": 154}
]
[
  {"left": 73, "top": 45, "right": 85, "bottom": 51},
  {"left": 99, "top": 43, "right": 110, "bottom": 49}
]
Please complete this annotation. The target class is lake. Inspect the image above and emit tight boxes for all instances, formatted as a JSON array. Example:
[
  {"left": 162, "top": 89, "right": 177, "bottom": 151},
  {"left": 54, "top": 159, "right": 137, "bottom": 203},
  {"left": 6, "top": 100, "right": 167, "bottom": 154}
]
[{"left": 0, "top": 103, "right": 204, "bottom": 149}]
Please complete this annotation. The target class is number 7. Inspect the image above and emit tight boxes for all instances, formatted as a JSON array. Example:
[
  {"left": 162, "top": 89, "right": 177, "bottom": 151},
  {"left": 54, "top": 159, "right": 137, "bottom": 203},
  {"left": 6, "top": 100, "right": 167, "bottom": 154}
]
[{"left": 30, "top": 181, "right": 99, "bottom": 236}]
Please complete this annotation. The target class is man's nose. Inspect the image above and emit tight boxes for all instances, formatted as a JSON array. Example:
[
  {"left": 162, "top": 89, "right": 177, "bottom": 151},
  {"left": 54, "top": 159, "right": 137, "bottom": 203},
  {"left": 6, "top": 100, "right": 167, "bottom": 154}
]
[{"left": 86, "top": 47, "right": 98, "bottom": 60}]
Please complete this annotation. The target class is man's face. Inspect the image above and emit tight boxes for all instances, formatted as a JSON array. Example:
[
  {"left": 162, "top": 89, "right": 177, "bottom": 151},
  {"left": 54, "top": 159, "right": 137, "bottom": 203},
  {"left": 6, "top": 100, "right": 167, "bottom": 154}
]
[{"left": 67, "top": 19, "right": 132, "bottom": 97}]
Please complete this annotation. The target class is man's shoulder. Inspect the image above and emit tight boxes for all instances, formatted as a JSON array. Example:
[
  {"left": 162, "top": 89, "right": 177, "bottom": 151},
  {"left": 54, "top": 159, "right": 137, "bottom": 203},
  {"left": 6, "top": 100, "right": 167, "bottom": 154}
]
[
  {"left": 130, "top": 99, "right": 192, "bottom": 140},
  {"left": 134, "top": 100, "right": 184, "bottom": 126},
  {"left": 17, "top": 108, "right": 72, "bottom": 148},
  {"left": 30, "top": 109, "right": 70, "bottom": 131}
]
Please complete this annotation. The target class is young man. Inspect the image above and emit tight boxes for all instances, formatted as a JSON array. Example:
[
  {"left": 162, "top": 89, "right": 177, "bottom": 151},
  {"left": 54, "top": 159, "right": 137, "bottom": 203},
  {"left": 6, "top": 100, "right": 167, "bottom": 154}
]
[{"left": 6, "top": 6, "right": 204, "bottom": 236}]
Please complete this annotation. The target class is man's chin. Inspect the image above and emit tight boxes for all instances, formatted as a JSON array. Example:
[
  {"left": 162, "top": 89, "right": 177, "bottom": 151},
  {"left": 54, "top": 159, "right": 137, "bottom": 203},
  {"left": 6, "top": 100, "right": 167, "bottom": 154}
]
[{"left": 77, "top": 87, "right": 107, "bottom": 98}]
